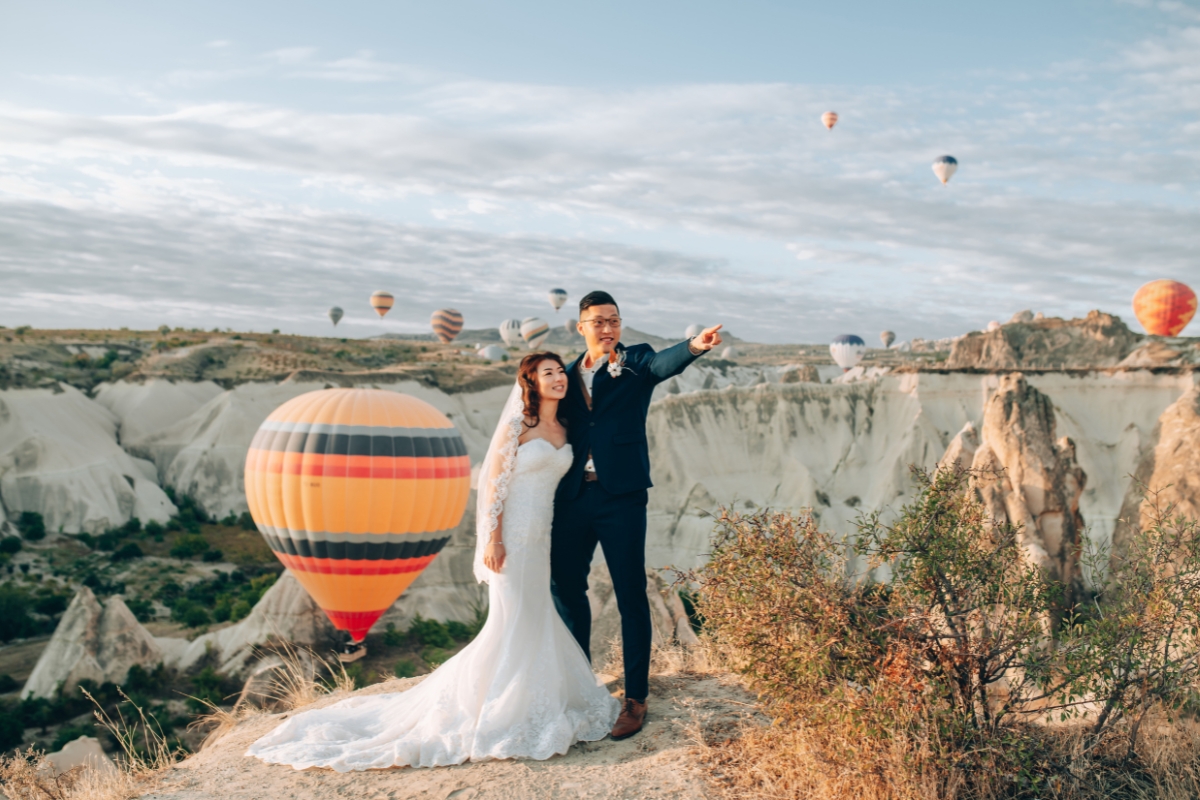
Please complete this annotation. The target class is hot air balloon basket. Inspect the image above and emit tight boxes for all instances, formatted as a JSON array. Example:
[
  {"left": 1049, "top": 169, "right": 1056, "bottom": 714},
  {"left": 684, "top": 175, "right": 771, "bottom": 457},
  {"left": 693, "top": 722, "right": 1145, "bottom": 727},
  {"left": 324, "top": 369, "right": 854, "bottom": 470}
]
[{"left": 337, "top": 640, "right": 368, "bottom": 663}]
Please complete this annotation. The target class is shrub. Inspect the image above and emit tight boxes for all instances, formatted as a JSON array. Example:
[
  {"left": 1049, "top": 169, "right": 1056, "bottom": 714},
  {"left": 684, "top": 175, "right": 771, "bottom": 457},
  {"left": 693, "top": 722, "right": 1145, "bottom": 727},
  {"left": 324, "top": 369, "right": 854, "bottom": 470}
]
[
  {"left": 0, "top": 709, "right": 22, "bottom": 749},
  {"left": 686, "top": 467, "right": 1200, "bottom": 799},
  {"left": 238, "top": 512, "right": 256, "bottom": 531},
  {"left": 383, "top": 622, "right": 405, "bottom": 647},
  {"left": 0, "top": 536, "right": 20, "bottom": 555},
  {"left": 0, "top": 674, "right": 18, "bottom": 693},
  {"left": 15, "top": 512, "right": 45, "bottom": 541},
  {"left": 407, "top": 615, "right": 454, "bottom": 649},
  {"left": 169, "top": 534, "right": 209, "bottom": 559},
  {"left": 393, "top": 659, "right": 417, "bottom": 679},
  {"left": 201, "top": 548, "right": 224, "bottom": 563},
  {"left": 33, "top": 594, "right": 68, "bottom": 616},
  {"left": 125, "top": 597, "right": 156, "bottom": 622},
  {"left": 50, "top": 721, "right": 96, "bottom": 751},
  {"left": 112, "top": 542, "right": 144, "bottom": 561}
]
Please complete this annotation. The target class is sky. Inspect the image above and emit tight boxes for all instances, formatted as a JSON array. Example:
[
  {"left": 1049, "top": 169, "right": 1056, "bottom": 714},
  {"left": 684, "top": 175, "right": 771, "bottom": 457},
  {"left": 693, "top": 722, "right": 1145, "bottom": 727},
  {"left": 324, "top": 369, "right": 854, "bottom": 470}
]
[{"left": 1, "top": 0, "right": 1198, "bottom": 343}]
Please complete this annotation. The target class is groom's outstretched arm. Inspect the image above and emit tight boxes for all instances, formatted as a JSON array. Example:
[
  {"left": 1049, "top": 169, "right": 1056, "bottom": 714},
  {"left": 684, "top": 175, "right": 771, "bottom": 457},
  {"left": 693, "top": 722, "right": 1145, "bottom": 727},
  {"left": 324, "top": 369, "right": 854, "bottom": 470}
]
[{"left": 645, "top": 324, "right": 723, "bottom": 384}]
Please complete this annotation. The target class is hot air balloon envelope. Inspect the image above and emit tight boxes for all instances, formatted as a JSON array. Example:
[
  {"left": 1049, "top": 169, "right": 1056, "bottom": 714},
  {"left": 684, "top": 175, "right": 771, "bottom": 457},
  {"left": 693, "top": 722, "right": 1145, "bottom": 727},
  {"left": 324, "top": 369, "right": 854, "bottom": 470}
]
[
  {"left": 932, "top": 156, "right": 958, "bottom": 184},
  {"left": 499, "top": 319, "right": 523, "bottom": 347},
  {"left": 830, "top": 334, "right": 867, "bottom": 371},
  {"left": 685, "top": 324, "right": 703, "bottom": 338},
  {"left": 1133, "top": 280, "right": 1197, "bottom": 336},
  {"left": 328, "top": 307, "right": 344, "bottom": 326},
  {"left": 431, "top": 308, "right": 464, "bottom": 343},
  {"left": 548, "top": 289, "right": 568, "bottom": 312},
  {"left": 520, "top": 317, "right": 550, "bottom": 349},
  {"left": 478, "top": 345, "right": 506, "bottom": 362},
  {"left": 822, "top": 111, "right": 838, "bottom": 130},
  {"left": 370, "top": 291, "right": 394, "bottom": 318},
  {"left": 880, "top": 330, "right": 896, "bottom": 349},
  {"left": 244, "top": 389, "right": 470, "bottom": 642}
]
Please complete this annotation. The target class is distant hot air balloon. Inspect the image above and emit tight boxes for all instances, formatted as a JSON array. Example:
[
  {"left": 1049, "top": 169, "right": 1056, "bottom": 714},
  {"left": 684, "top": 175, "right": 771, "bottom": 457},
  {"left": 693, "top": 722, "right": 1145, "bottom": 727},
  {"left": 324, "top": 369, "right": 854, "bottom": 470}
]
[
  {"left": 564, "top": 318, "right": 577, "bottom": 337},
  {"left": 987, "top": 320, "right": 1001, "bottom": 332},
  {"left": 1133, "top": 280, "right": 1197, "bottom": 336},
  {"left": 830, "top": 334, "right": 867, "bottom": 371},
  {"left": 499, "top": 319, "right": 523, "bottom": 347},
  {"left": 880, "top": 330, "right": 896, "bottom": 349},
  {"left": 932, "top": 155, "right": 958, "bottom": 185},
  {"left": 520, "top": 317, "right": 550, "bottom": 349},
  {"left": 721, "top": 345, "right": 738, "bottom": 359},
  {"left": 548, "top": 288, "right": 568, "bottom": 312},
  {"left": 244, "top": 389, "right": 469, "bottom": 643},
  {"left": 685, "top": 324, "right": 704, "bottom": 338},
  {"left": 478, "top": 345, "right": 506, "bottom": 362},
  {"left": 328, "top": 307, "right": 344, "bottom": 327},
  {"left": 822, "top": 111, "right": 838, "bottom": 130},
  {"left": 430, "top": 308, "right": 464, "bottom": 343},
  {"left": 370, "top": 291, "right": 394, "bottom": 318}
]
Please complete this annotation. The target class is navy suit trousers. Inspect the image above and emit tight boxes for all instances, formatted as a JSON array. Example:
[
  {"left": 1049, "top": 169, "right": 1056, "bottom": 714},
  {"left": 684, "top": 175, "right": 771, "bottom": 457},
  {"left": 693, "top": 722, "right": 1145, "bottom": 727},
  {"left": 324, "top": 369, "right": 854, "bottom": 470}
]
[{"left": 550, "top": 482, "right": 651, "bottom": 702}]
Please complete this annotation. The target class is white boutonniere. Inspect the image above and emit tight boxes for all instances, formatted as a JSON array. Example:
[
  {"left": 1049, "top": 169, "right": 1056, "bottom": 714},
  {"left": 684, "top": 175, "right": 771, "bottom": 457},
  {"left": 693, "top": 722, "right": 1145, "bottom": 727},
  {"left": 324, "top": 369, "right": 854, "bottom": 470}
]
[{"left": 607, "top": 349, "right": 627, "bottom": 378}]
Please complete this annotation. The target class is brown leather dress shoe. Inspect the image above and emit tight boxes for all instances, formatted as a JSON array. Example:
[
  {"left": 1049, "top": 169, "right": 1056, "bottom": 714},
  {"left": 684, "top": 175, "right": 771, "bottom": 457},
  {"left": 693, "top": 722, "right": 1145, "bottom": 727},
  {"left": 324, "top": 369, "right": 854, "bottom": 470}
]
[{"left": 611, "top": 697, "right": 647, "bottom": 740}]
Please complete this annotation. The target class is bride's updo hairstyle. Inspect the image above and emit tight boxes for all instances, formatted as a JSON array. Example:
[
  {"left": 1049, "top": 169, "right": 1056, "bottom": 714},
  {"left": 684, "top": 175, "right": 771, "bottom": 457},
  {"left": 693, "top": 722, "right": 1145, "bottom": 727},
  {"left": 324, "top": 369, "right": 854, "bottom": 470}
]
[{"left": 517, "top": 351, "right": 567, "bottom": 430}]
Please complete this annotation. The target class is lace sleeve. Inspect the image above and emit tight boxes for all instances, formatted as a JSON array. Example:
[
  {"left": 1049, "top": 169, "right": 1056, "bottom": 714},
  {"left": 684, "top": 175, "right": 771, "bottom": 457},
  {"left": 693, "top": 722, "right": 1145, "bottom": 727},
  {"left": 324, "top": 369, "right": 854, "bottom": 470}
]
[{"left": 473, "top": 383, "right": 525, "bottom": 584}]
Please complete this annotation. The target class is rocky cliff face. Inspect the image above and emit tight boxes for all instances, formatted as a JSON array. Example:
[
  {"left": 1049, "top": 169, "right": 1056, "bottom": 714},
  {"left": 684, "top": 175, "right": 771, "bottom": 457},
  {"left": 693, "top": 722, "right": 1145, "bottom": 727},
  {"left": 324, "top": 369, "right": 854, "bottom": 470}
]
[
  {"left": 1112, "top": 385, "right": 1200, "bottom": 555},
  {"left": 968, "top": 374, "right": 1086, "bottom": 598},
  {"left": 946, "top": 311, "right": 1141, "bottom": 370},
  {"left": 23, "top": 588, "right": 165, "bottom": 699},
  {"left": 0, "top": 386, "right": 175, "bottom": 534}
]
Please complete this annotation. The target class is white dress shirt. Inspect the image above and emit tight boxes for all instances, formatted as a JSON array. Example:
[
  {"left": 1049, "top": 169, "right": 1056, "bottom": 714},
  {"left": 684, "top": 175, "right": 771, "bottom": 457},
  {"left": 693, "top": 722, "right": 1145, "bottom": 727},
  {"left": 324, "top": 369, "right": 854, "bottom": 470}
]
[{"left": 579, "top": 356, "right": 601, "bottom": 474}]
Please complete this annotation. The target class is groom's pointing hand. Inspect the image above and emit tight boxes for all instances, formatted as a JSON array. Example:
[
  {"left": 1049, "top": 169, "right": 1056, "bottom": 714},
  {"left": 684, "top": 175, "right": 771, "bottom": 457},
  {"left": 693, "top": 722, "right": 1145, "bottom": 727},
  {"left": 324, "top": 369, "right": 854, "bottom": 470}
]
[{"left": 692, "top": 324, "right": 723, "bottom": 351}]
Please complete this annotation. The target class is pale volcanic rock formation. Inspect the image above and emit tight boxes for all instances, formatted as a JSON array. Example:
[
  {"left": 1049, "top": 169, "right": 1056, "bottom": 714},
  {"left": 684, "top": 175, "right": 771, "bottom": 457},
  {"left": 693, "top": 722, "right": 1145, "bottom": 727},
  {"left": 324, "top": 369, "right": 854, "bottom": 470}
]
[
  {"left": 0, "top": 385, "right": 175, "bottom": 534},
  {"left": 23, "top": 589, "right": 165, "bottom": 699},
  {"left": 969, "top": 374, "right": 1087, "bottom": 596},
  {"left": 1112, "top": 385, "right": 1200, "bottom": 555},
  {"left": 940, "top": 421, "right": 980, "bottom": 471},
  {"left": 93, "top": 379, "right": 223, "bottom": 467},
  {"left": 947, "top": 311, "right": 1141, "bottom": 370},
  {"left": 43, "top": 736, "right": 115, "bottom": 777},
  {"left": 157, "top": 571, "right": 340, "bottom": 675}
]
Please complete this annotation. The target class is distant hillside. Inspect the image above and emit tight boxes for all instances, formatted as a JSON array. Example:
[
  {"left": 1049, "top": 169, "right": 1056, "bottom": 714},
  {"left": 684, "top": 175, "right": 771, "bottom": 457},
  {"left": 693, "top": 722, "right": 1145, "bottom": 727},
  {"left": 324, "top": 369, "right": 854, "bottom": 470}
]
[{"left": 376, "top": 325, "right": 743, "bottom": 350}]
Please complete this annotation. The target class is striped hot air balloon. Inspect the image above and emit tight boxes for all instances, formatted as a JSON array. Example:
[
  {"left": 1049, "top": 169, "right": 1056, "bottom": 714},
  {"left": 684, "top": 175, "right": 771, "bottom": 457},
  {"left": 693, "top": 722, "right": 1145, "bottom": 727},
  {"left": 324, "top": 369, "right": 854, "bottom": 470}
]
[
  {"left": 430, "top": 308, "right": 464, "bottom": 343},
  {"left": 1133, "top": 280, "right": 1197, "bottom": 336},
  {"left": 822, "top": 111, "right": 838, "bottom": 130},
  {"left": 520, "top": 317, "right": 550, "bottom": 349},
  {"left": 932, "top": 155, "right": 958, "bottom": 185},
  {"left": 499, "top": 319, "right": 523, "bottom": 347},
  {"left": 370, "top": 291, "right": 394, "bottom": 318},
  {"left": 830, "top": 334, "right": 866, "bottom": 371},
  {"left": 244, "top": 389, "right": 470, "bottom": 643}
]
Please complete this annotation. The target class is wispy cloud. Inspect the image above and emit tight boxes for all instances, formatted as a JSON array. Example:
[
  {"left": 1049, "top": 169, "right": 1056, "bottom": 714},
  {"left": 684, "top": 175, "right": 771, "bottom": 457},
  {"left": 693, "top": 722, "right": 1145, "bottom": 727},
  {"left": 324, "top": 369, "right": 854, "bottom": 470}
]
[{"left": 1, "top": 16, "right": 1199, "bottom": 341}]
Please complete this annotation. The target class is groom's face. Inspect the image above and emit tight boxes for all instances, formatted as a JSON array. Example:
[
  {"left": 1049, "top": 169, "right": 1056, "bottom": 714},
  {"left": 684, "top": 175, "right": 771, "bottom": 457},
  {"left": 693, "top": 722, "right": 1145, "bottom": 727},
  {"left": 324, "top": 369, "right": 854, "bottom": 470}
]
[{"left": 578, "top": 304, "right": 621, "bottom": 355}]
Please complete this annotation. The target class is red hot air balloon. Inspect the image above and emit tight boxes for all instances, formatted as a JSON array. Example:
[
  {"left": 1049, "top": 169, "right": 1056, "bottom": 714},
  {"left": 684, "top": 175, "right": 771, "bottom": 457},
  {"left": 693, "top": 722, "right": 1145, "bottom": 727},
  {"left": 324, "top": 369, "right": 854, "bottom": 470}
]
[
  {"left": 1133, "top": 280, "right": 1197, "bottom": 336},
  {"left": 431, "top": 308, "right": 464, "bottom": 343},
  {"left": 244, "top": 389, "right": 470, "bottom": 642}
]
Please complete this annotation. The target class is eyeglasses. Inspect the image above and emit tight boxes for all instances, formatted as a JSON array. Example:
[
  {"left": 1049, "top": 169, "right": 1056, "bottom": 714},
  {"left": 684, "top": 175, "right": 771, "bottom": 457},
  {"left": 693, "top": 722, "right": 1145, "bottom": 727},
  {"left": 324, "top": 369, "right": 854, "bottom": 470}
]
[{"left": 582, "top": 317, "right": 622, "bottom": 330}]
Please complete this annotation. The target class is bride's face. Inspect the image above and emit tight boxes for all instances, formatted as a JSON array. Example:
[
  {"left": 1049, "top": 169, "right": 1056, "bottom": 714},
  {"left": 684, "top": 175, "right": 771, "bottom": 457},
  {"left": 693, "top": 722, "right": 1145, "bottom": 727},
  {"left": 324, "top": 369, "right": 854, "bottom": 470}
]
[{"left": 536, "top": 360, "right": 568, "bottom": 401}]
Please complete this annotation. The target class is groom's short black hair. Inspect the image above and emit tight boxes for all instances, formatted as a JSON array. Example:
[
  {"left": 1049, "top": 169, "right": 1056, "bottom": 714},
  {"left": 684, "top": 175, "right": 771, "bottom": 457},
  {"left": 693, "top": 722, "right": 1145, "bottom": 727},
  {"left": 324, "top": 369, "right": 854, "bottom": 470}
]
[{"left": 579, "top": 290, "right": 618, "bottom": 317}]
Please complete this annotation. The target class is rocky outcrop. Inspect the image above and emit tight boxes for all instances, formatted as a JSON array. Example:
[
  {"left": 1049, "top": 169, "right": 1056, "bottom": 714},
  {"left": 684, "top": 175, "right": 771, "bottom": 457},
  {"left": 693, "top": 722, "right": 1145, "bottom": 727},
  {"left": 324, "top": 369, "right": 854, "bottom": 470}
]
[
  {"left": 157, "top": 571, "right": 341, "bottom": 676},
  {"left": 93, "top": 379, "right": 223, "bottom": 467},
  {"left": 946, "top": 311, "right": 1140, "bottom": 370},
  {"left": 0, "top": 386, "right": 175, "bottom": 534},
  {"left": 23, "top": 589, "right": 165, "bottom": 699},
  {"left": 780, "top": 364, "right": 821, "bottom": 383},
  {"left": 43, "top": 736, "right": 114, "bottom": 776},
  {"left": 1112, "top": 385, "right": 1200, "bottom": 554},
  {"left": 967, "top": 374, "right": 1086, "bottom": 597}
]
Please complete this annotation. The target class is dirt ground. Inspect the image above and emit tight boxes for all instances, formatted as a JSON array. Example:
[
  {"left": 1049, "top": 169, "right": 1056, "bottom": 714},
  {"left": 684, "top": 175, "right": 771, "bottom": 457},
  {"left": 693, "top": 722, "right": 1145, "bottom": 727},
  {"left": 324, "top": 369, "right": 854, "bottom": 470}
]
[{"left": 143, "top": 671, "right": 756, "bottom": 800}]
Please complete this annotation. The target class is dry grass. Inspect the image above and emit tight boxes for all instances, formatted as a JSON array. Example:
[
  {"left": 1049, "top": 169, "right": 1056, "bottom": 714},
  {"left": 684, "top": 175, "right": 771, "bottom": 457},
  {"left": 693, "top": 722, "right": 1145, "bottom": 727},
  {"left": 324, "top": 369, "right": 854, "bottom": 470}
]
[{"left": 0, "top": 688, "right": 185, "bottom": 800}]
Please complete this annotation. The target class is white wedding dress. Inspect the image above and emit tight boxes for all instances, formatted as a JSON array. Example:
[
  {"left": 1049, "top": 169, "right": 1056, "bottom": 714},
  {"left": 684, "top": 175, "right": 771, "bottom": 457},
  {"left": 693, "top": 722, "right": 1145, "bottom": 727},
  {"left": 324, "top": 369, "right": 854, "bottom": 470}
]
[{"left": 246, "top": 437, "right": 620, "bottom": 772}]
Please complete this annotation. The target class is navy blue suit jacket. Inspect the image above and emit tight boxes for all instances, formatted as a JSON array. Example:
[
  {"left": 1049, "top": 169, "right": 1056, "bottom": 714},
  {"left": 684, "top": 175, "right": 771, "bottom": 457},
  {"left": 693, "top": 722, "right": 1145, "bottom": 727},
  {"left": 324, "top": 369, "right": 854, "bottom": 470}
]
[{"left": 557, "top": 340, "right": 702, "bottom": 501}]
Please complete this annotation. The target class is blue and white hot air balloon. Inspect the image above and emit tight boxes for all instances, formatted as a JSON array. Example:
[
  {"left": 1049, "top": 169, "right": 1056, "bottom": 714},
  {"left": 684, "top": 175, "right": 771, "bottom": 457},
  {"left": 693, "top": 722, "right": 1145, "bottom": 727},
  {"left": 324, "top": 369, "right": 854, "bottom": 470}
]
[
  {"left": 548, "top": 288, "right": 568, "bottom": 312},
  {"left": 499, "top": 319, "right": 523, "bottom": 347},
  {"left": 830, "top": 334, "right": 867, "bottom": 371},
  {"left": 932, "top": 155, "right": 958, "bottom": 185}
]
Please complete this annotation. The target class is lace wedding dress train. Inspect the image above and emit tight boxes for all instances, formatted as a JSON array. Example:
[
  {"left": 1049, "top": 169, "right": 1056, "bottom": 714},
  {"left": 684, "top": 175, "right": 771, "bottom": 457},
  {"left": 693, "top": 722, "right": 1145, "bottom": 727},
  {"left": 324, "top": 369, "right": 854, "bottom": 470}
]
[{"left": 246, "top": 438, "right": 620, "bottom": 772}]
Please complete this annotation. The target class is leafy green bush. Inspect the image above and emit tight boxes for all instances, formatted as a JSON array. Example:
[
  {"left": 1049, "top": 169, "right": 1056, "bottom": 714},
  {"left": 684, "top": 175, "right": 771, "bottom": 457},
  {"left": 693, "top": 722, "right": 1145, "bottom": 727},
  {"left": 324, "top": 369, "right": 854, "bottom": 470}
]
[
  {"left": 144, "top": 520, "right": 164, "bottom": 540},
  {"left": 16, "top": 511, "right": 45, "bottom": 541},
  {"left": 112, "top": 542, "right": 144, "bottom": 561},
  {"left": 393, "top": 659, "right": 417, "bottom": 679},
  {"left": 0, "top": 708, "right": 23, "bottom": 749},
  {"left": 422, "top": 647, "right": 452, "bottom": 667},
  {"left": 686, "top": 467, "right": 1200, "bottom": 799},
  {"left": 383, "top": 622, "right": 405, "bottom": 647},
  {"left": 125, "top": 597, "right": 156, "bottom": 622},
  {"left": 0, "top": 536, "right": 21, "bottom": 555},
  {"left": 407, "top": 615, "right": 454, "bottom": 649},
  {"left": 50, "top": 722, "right": 96, "bottom": 751},
  {"left": 169, "top": 534, "right": 210, "bottom": 559},
  {"left": 0, "top": 674, "right": 18, "bottom": 693},
  {"left": 201, "top": 548, "right": 224, "bottom": 563}
]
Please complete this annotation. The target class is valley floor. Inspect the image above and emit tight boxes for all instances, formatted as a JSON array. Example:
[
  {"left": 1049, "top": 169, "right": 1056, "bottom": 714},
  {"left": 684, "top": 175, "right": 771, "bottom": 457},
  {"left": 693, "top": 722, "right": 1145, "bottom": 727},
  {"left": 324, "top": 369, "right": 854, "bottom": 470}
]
[{"left": 143, "top": 671, "right": 753, "bottom": 800}]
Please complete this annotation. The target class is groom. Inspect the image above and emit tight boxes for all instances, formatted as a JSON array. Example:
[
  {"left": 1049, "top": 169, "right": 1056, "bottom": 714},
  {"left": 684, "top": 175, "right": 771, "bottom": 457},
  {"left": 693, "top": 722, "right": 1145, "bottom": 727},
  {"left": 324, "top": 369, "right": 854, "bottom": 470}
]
[{"left": 551, "top": 290, "right": 722, "bottom": 740}]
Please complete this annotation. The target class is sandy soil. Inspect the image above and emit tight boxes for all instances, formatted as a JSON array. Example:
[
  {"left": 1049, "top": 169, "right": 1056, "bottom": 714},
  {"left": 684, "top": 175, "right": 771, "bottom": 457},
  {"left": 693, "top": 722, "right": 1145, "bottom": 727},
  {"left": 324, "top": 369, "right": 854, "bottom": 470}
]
[{"left": 144, "top": 671, "right": 754, "bottom": 800}]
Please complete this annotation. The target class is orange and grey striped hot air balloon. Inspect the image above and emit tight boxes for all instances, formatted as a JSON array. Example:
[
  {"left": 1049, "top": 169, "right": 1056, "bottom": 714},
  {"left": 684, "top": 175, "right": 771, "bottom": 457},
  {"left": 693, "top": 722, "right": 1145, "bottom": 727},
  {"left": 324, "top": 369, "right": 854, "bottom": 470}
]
[
  {"left": 822, "top": 111, "right": 838, "bottom": 130},
  {"left": 370, "top": 290, "right": 394, "bottom": 318},
  {"left": 244, "top": 389, "right": 470, "bottom": 642},
  {"left": 1132, "top": 280, "right": 1197, "bottom": 336},
  {"left": 430, "top": 308, "right": 464, "bottom": 343}
]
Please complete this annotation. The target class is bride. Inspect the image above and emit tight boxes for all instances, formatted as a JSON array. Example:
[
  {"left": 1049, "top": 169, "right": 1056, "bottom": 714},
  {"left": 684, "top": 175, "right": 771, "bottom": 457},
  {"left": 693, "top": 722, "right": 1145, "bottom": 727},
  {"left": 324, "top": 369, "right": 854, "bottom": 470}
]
[{"left": 246, "top": 352, "right": 620, "bottom": 771}]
